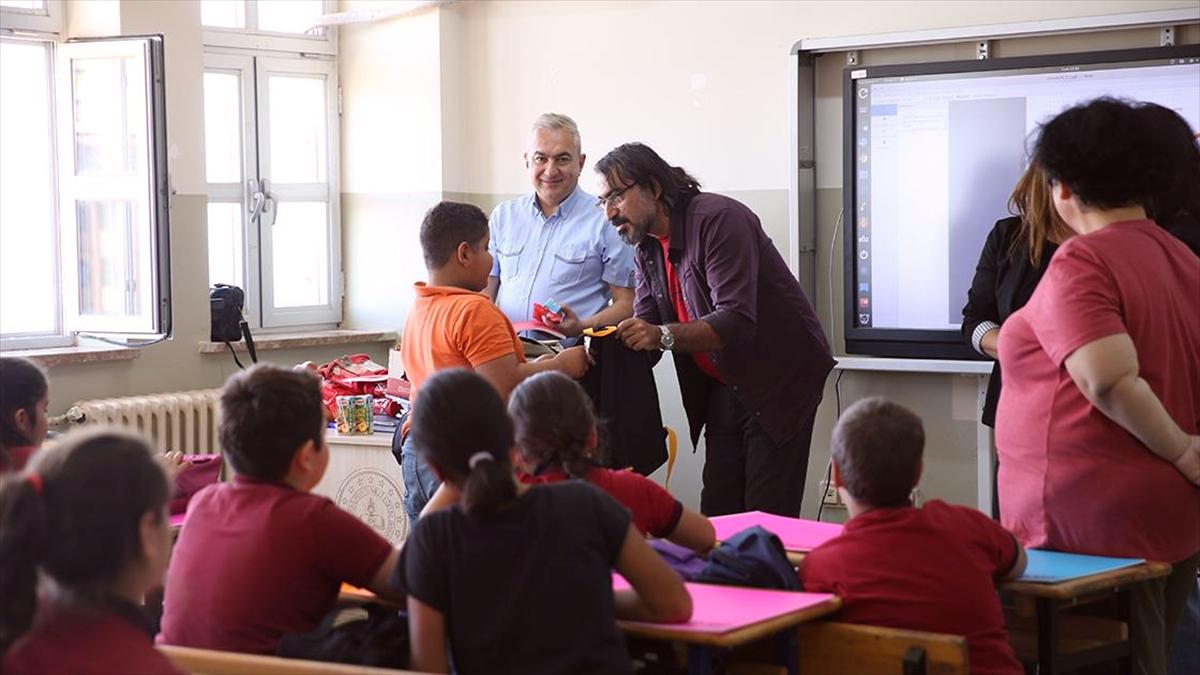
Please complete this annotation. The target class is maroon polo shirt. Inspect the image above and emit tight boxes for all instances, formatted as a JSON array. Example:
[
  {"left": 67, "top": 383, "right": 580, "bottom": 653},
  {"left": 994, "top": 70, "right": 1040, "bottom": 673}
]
[
  {"left": 159, "top": 476, "right": 392, "bottom": 654},
  {"left": 522, "top": 466, "right": 683, "bottom": 539},
  {"left": 801, "top": 500, "right": 1023, "bottom": 675},
  {"left": 5, "top": 599, "right": 183, "bottom": 675}
]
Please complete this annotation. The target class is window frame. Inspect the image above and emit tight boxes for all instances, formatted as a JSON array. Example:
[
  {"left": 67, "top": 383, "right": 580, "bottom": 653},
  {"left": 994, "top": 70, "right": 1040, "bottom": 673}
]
[
  {"left": 202, "top": 49, "right": 342, "bottom": 332},
  {"left": 0, "top": 32, "right": 171, "bottom": 350},
  {"left": 201, "top": 0, "right": 337, "bottom": 57},
  {"left": 0, "top": 0, "right": 62, "bottom": 35},
  {"left": 0, "top": 35, "right": 69, "bottom": 350},
  {"left": 56, "top": 36, "right": 172, "bottom": 337}
]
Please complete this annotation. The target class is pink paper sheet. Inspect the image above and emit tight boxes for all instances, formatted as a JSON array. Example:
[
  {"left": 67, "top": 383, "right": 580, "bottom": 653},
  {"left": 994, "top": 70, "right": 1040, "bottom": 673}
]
[
  {"left": 710, "top": 511, "right": 843, "bottom": 552},
  {"left": 613, "top": 574, "right": 835, "bottom": 634}
]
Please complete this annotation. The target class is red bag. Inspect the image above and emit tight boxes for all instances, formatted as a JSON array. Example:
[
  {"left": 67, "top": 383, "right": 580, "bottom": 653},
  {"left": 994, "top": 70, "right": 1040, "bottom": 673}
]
[{"left": 317, "top": 354, "right": 389, "bottom": 418}]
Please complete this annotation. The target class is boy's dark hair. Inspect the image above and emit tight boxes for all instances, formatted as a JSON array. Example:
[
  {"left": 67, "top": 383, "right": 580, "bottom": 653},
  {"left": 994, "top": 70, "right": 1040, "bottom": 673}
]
[
  {"left": 509, "top": 371, "right": 606, "bottom": 479},
  {"left": 410, "top": 369, "right": 515, "bottom": 515},
  {"left": 831, "top": 397, "right": 923, "bottom": 508},
  {"left": 0, "top": 429, "right": 169, "bottom": 651},
  {"left": 419, "top": 201, "right": 489, "bottom": 269},
  {"left": 1035, "top": 97, "right": 1188, "bottom": 211},
  {"left": 0, "top": 357, "right": 49, "bottom": 457},
  {"left": 594, "top": 143, "right": 701, "bottom": 215},
  {"left": 219, "top": 364, "right": 325, "bottom": 481}
]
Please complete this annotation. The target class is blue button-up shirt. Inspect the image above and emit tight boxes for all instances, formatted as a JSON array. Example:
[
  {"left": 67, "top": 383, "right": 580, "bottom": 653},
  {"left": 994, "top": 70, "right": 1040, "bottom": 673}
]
[{"left": 489, "top": 185, "right": 636, "bottom": 324}]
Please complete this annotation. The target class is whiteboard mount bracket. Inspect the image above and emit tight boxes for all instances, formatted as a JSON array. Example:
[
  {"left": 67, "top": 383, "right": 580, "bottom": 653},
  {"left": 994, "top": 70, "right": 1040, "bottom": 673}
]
[
  {"left": 977, "top": 40, "right": 991, "bottom": 60},
  {"left": 1161, "top": 26, "right": 1176, "bottom": 47},
  {"left": 846, "top": 50, "right": 859, "bottom": 66}
]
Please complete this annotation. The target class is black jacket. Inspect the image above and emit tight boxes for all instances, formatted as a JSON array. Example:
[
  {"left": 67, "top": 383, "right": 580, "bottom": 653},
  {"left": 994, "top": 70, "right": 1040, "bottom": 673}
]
[
  {"left": 578, "top": 333, "right": 667, "bottom": 476},
  {"left": 961, "top": 216, "right": 1057, "bottom": 427}
]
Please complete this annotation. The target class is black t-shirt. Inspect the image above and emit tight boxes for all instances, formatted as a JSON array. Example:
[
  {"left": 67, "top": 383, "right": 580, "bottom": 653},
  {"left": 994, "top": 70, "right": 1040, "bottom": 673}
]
[{"left": 396, "top": 481, "right": 634, "bottom": 675}]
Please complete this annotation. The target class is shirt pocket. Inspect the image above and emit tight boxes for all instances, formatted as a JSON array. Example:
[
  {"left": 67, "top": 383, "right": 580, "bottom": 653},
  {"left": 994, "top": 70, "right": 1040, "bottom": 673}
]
[
  {"left": 550, "top": 244, "right": 592, "bottom": 285},
  {"left": 494, "top": 241, "right": 524, "bottom": 278}
]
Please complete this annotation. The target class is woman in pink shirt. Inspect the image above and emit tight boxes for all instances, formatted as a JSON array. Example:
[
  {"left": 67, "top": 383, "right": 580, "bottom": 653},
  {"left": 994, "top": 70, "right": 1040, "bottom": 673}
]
[{"left": 997, "top": 98, "right": 1200, "bottom": 675}]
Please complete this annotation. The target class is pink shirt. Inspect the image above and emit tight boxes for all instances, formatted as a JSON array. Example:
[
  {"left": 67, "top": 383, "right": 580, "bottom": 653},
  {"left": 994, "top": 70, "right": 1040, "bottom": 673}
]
[{"left": 997, "top": 220, "right": 1200, "bottom": 562}]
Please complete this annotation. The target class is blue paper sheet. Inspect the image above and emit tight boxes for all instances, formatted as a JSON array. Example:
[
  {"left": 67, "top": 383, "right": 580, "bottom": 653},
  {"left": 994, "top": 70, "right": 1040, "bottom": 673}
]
[{"left": 1018, "top": 549, "right": 1145, "bottom": 584}]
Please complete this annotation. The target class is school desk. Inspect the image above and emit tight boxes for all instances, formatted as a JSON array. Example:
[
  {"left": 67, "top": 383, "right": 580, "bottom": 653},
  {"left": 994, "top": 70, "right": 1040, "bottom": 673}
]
[
  {"left": 317, "top": 430, "right": 406, "bottom": 544},
  {"left": 1000, "top": 559, "right": 1171, "bottom": 675},
  {"left": 710, "top": 511, "right": 844, "bottom": 564},
  {"left": 614, "top": 575, "right": 840, "bottom": 675}
]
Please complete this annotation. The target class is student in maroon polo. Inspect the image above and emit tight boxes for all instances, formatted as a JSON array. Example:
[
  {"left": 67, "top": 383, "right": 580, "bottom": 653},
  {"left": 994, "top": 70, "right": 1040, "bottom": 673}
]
[
  {"left": 801, "top": 398, "right": 1027, "bottom": 675},
  {"left": 158, "top": 365, "right": 402, "bottom": 655},
  {"left": 509, "top": 372, "right": 715, "bottom": 553},
  {"left": 2, "top": 430, "right": 182, "bottom": 675}
]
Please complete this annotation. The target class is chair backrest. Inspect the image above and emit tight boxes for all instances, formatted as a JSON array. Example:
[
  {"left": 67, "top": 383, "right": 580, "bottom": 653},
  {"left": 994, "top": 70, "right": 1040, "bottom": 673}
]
[
  {"left": 796, "top": 621, "right": 968, "bottom": 675},
  {"left": 158, "top": 645, "right": 419, "bottom": 675}
]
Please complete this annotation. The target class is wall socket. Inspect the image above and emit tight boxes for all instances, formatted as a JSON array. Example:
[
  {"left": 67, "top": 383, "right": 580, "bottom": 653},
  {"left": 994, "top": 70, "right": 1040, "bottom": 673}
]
[{"left": 819, "top": 480, "right": 843, "bottom": 507}]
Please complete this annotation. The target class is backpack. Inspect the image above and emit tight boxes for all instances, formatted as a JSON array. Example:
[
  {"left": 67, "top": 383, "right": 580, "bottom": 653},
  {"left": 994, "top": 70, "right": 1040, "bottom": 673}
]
[
  {"left": 692, "top": 525, "right": 801, "bottom": 591},
  {"left": 209, "top": 284, "right": 257, "bottom": 368},
  {"left": 276, "top": 601, "right": 409, "bottom": 669},
  {"left": 649, "top": 539, "right": 708, "bottom": 581}
]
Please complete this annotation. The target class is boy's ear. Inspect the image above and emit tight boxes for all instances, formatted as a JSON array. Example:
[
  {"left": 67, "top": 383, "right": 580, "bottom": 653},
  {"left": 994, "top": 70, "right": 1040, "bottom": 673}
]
[
  {"left": 454, "top": 241, "right": 472, "bottom": 266},
  {"left": 830, "top": 458, "right": 843, "bottom": 488},
  {"left": 291, "top": 438, "right": 320, "bottom": 474}
]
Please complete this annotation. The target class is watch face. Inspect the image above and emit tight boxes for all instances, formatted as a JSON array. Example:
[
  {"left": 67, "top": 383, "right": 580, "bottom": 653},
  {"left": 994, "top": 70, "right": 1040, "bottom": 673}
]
[{"left": 660, "top": 327, "right": 674, "bottom": 349}]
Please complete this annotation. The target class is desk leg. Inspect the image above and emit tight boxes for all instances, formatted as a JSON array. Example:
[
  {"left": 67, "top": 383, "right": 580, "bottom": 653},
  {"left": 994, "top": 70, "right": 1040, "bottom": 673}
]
[
  {"left": 1118, "top": 588, "right": 1134, "bottom": 674},
  {"left": 976, "top": 374, "right": 994, "bottom": 514},
  {"left": 779, "top": 628, "right": 798, "bottom": 675},
  {"left": 1036, "top": 597, "right": 1058, "bottom": 675},
  {"left": 687, "top": 645, "right": 718, "bottom": 675}
]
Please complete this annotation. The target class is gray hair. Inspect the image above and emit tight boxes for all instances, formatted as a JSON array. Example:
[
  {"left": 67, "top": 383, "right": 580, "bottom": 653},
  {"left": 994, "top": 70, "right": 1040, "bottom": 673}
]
[{"left": 530, "top": 113, "right": 581, "bottom": 153}]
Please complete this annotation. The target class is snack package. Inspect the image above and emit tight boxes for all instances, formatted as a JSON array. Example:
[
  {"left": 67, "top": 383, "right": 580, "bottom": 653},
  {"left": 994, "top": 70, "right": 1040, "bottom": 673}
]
[
  {"left": 335, "top": 394, "right": 374, "bottom": 435},
  {"left": 532, "top": 299, "right": 565, "bottom": 325}
]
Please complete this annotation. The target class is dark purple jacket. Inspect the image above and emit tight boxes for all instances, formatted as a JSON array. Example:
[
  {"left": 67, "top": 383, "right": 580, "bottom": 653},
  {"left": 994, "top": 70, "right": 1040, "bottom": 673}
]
[{"left": 634, "top": 192, "right": 834, "bottom": 446}]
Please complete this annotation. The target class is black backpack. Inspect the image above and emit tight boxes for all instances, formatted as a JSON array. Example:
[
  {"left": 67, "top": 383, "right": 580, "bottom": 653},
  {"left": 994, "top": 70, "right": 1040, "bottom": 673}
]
[
  {"left": 209, "top": 284, "right": 257, "bottom": 367},
  {"left": 693, "top": 525, "right": 801, "bottom": 591},
  {"left": 277, "top": 602, "right": 410, "bottom": 670}
]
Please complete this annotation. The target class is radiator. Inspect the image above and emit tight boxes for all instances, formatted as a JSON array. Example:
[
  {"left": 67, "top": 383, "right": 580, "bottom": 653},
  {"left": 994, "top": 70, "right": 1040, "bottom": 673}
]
[{"left": 75, "top": 390, "right": 223, "bottom": 455}]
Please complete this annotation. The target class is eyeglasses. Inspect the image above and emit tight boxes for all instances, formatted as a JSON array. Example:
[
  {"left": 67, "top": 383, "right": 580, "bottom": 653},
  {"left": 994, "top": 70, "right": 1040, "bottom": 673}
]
[{"left": 596, "top": 183, "right": 638, "bottom": 210}]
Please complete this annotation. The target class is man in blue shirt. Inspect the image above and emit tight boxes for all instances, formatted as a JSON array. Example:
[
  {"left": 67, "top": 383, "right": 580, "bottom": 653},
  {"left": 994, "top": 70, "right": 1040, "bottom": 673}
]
[{"left": 486, "top": 113, "right": 636, "bottom": 337}]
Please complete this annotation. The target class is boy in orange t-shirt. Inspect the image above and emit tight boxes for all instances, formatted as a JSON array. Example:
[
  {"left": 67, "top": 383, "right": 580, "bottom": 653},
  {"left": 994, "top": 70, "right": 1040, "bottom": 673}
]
[{"left": 399, "top": 202, "right": 589, "bottom": 523}]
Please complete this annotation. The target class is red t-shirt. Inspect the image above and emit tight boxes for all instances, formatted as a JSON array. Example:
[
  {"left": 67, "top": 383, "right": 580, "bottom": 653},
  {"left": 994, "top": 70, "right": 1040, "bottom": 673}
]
[
  {"left": 655, "top": 235, "right": 724, "bottom": 382},
  {"left": 5, "top": 600, "right": 183, "bottom": 675},
  {"left": 523, "top": 466, "right": 684, "bottom": 538},
  {"left": 801, "top": 501, "right": 1022, "bottom": 675},
  {"left": 997, "top": 220, "right": 1200, "bottom": 562},
  {"left": 159, "top": 477, "right": 393, "bottom": 654}
]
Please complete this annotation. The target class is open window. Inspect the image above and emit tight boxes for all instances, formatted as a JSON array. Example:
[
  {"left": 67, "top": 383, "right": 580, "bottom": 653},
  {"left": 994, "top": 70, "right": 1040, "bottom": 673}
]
[{"left": 0, "top": 32, "right": 171, "bottom": 348}]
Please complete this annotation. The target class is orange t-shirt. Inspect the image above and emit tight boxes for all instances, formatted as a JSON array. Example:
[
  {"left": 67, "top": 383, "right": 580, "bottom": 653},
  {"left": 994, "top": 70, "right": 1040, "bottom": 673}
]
[{"left": 401, "top": 282, "right": 525, "bottom": 398}]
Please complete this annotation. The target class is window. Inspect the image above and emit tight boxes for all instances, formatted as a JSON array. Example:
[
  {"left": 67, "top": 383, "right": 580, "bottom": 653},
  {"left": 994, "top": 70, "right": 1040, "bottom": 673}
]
[
  {"left": 202, "top": 2, "right": 341, "bottom": 330},
  {"left": 0, "top": 0, "right": 61, "bottom": 34},
  {"left": 0, "top": 34, "right": 170, "bottom": 349},
  {"left": 200, "top": 0, "right": 335, "bottom": 56}
]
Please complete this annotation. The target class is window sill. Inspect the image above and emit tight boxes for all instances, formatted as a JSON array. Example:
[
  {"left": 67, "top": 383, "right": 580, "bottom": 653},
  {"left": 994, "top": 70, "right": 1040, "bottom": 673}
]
[
  {"left": 6, "top": 343, "right": 143, "bottom": 368},
  {"left": 198, "top": 329, "right": 398, "bottom": 355}
]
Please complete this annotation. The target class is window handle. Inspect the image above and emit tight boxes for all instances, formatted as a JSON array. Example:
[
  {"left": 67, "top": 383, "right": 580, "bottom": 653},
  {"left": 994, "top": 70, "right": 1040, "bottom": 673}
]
[
  {"left": 260, "top": 179, "right": 278, "bottom": 227},
  {"left": 247, "top": 179, "right": 264, "bottom": 222}
]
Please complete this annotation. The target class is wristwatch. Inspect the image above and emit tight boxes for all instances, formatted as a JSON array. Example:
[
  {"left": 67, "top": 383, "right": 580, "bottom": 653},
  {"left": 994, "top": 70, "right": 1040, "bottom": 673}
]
[{"left": 659, "top": 325, "right": 676, "bottom": 351}]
